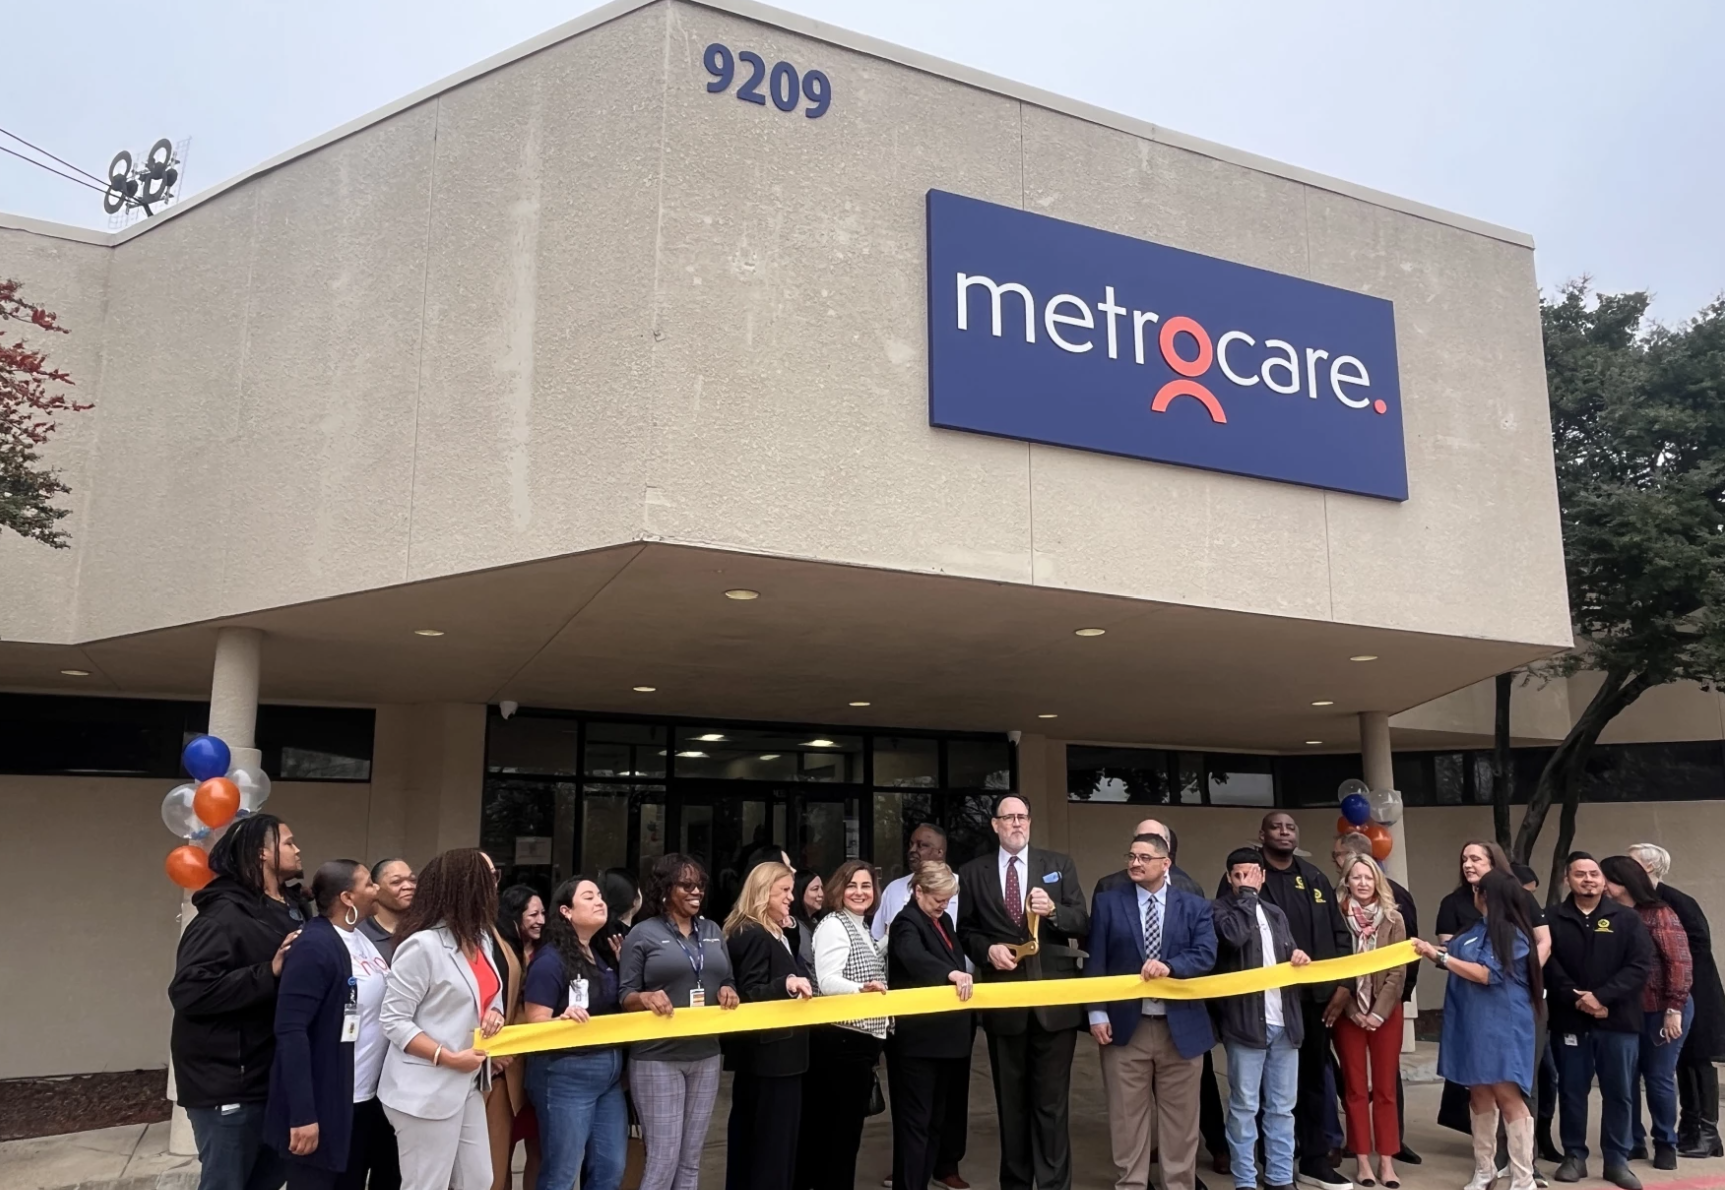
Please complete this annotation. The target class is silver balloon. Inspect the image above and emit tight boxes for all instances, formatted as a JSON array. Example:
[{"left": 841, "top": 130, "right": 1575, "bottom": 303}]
[
  {"left": 1368, "top": 787, "right": 1404, "bottom": 826},
  {"left": 227, "top": 764, "right": 272, "bottom": 813},
  {"left": 1337, "top": 778, "right": 1370, "bottom": 803},
  {"left": 161, "top": 783, "right": 204, "bottom": 840}
]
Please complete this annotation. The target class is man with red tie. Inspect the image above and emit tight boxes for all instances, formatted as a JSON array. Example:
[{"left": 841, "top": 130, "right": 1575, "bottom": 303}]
[{"left": 956, "top": 794, "right": 1090, "bottom": 1190}]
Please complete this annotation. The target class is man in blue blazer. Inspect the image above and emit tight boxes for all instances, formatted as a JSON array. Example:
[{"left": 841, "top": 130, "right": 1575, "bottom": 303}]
[{"left": 1088, "top": 830, "right": 1218, "bottom": 1190}]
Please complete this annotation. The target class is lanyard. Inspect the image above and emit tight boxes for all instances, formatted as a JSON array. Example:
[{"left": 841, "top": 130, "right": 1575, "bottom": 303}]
[{"left": 670, "top": 917, "right": 706, "bottom": 985}]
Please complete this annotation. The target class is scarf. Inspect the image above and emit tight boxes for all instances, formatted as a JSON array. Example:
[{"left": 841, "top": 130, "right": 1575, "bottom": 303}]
[{"left": 1344, "top": 897, "right": 1384, "bottom": 1015}]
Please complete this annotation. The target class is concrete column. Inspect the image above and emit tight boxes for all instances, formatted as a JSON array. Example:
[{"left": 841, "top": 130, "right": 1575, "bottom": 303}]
[
  {"left": 169, "top": 626, "right": 266, "bottom": 1156},
  {"left": 1359, "top": 709, "right": 1416, "bottom": 1047}
]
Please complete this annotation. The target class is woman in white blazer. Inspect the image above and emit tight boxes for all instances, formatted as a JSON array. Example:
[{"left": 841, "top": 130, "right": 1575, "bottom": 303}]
[{"left": 380, "top": 849, "right": 509, "bottom": 1190}]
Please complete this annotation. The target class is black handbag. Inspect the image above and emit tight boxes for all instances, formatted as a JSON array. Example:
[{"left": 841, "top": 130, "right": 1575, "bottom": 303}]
[{"left": 866, "top": 1069, "right": 887, "bottom": 1116}]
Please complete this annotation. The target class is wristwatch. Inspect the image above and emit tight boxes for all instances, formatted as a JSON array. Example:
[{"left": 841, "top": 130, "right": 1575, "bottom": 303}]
[{"left": 1433, "top": 950, "right": 1450, "bottom": 970}]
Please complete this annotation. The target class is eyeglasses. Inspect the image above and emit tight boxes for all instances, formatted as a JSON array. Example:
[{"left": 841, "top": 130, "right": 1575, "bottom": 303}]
[
  {"left": 993, "top": 813, "right": 1030, "bottom": 824},
  {"left": 675, "top": 882, "right": 706, "bottom": 893},
  {"left": 1125, "top": 852, "right": 1165, "bottom": 866}
]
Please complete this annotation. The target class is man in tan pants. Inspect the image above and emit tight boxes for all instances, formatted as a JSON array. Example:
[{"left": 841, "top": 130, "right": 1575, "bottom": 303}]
[{"left": 1087, "top": 831, "right": 1220, "bottom": 1190}]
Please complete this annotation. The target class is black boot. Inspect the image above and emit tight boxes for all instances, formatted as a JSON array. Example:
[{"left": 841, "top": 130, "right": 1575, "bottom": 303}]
[
  {"left": 1679, "top": 1123, "right": 1724, "bottom": 1160},
  {"left": 1536, "top": 1117, "right": 1563, "bottom": 1164}
]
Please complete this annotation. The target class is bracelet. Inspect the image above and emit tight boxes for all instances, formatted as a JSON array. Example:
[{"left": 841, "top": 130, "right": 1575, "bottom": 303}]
[
  {"left": 1433, "top": 951, "right": 1449, "bottom": 969},
  {"left": 432, "top": 1045, "right": 443, "bottom": 1067}
]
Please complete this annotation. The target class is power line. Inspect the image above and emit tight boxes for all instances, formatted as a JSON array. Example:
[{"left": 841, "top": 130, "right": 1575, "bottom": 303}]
[
  {"left": 0, "top": 126, "right": 109, "bottom": 188},
  {"left": 0, "top": 140, "right": 146, "bottom": 211}
]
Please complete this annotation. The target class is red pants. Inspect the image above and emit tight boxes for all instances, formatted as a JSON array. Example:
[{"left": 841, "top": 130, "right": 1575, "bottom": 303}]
[{"left": 1334, "top": 1004, "right": 1403, "bottom": 1157}]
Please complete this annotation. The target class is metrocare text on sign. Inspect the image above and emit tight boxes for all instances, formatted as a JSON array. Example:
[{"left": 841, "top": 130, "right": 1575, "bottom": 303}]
[{"left": 925, "top": 190, "right": 1408, "bottom": 501}]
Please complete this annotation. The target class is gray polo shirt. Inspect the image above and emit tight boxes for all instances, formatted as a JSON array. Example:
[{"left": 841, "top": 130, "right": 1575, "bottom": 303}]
[{"left": 617, "top": 916, "right": 737, "bottom": 1063}]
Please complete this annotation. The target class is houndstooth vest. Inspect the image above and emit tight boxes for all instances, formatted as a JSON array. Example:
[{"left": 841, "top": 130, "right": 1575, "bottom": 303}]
[{"left": 828, "top": 911, "right": 890, "bottom": 1037}]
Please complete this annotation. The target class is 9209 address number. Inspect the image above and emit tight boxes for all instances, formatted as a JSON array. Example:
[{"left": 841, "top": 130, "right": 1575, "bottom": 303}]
[{"left": 704, "top": 42, "right": 831, "bottom": 119}]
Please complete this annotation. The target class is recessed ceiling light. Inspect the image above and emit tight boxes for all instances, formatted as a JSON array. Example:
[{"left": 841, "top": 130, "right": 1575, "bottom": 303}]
[
  {"left": 633, "top": 686, "right": 657, "bottom": 693},
  {"left": 1306, "top": 740, "right": 1324, "bottom": 746},
  {"left": 1350, "top": 654, "right": 1379, "bottom": 662},
  {"left": 60, "top": 668, "right": 90, "bottom": 677},
  {"left": 1037, "top": 713, "right": 1059, "bottom": 719},
  {"left": 804, "top": 738, "right": 837, "bottom": 748},
  {"left": 849, "top": 700, "right": 871, "bottom": 707},
  {"left": 413, "top": 628, "right": 445, "bottom": 637},
  {"left": 1074, "top": 627, "right": 1106, "bottom": 637},
  {"left": 759, "top": 753, "right": 781, "bottom": 761},
  {"left": 724, "top": 589, "right": 760, "bottom": 600},
  {"left": 676, "top": 751, "right": 707, "bottom": 759},
  {"left": 695, "top": 733, "right": 727, "bottom": 742},
  {"left": 1311, "top": 700, "right": 1335, "bottom": 707}
]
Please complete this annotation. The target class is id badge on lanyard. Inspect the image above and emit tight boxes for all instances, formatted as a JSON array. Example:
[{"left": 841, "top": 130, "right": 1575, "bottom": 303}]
[
  {"left": 570, "top": 977, "right": 590, "bottom": 1011},
  {"left": 340, "top": 977, "right": 360, "bottom": 1043},
  {"left": 674, "top": 919, "right": 706, "bottom": 1007}
]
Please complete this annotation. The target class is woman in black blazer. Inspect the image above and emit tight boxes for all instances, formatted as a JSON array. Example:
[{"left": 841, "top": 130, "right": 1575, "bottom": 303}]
[
  {"left": 266, "top": 859, "right": 391, "bottom": 1189},
  {"left": 886, "top": 862, "right": 975, "bottom": 1190},
  {"left": 722, "top": 861, "right": 814, "bottom": 1190}
]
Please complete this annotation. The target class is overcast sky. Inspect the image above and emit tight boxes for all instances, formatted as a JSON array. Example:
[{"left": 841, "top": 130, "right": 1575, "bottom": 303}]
[{"left": 5, "top": 0, "right": 1720, "bottom": 321}]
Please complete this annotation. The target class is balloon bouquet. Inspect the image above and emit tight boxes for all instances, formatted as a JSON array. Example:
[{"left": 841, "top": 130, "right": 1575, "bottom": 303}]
[
  {"left": 1334, "top": 777, "right": 1403, "bottom": 861},
  {"left": 161, "top": 734, "right": 273, "bottom": 889}
]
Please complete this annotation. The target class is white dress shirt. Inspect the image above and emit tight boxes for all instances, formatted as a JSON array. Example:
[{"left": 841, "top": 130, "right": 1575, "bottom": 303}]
[
  {"left": 1256, "top": 902, "right": 1284, "bottom": 1029},
  {"left": 1089, "top": 881, "right": 1168, "bottom": 1026}
]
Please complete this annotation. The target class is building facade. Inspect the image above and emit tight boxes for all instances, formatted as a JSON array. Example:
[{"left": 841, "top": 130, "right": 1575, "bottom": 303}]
[{"left": 2, "top": 0, "right": 1719, "bottom": 1082}]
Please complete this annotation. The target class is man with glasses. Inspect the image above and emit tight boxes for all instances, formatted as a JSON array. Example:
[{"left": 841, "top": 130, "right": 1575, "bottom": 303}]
[
  {"left": 1088, "top": 831, "right": 1218, "bottom": 1190},
  {"left": 957, "top": 794, "right": 1089, "bottom": 1190},
  {"left": 1095, "top": 818, "right": 1232, "bottom": 1179}
]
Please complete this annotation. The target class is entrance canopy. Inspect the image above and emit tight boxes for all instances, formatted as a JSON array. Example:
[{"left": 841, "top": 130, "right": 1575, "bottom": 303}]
[{"left": 2, "top": 543, "right": 1557, "bottom": 753}]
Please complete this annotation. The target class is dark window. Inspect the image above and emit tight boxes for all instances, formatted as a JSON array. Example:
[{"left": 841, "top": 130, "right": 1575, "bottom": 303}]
[
  {"left": 1067, "top": 745, "right": 1173, "bottom": 804},
  {"left": 947, "top": 740, "right": 1013, "bottom": 790},
  {"left": 0, "top": 694, "right": 372, "bottom": 781}
]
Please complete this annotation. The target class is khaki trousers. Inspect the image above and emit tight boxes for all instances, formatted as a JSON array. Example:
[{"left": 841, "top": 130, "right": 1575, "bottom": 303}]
[{"left": 1100, "top": 1016, "right": 1202, "bottom": 1190}]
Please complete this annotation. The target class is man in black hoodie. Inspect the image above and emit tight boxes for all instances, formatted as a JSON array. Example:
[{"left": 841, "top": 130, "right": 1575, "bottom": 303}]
[
  {"left": 1219, "top": 812, "right": 1353, "bottom": 1190},
  {"left": 1545, "top": 852, "right": 1655, "bottom": 1190},
  {"left": 169, "top": 813, "right": 305, "bottom": 1190}
]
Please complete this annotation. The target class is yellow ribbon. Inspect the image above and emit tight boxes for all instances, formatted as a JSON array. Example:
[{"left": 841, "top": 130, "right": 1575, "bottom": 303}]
[{"left": 477, "top": 940, "right": 1418, "bottom": 1057}]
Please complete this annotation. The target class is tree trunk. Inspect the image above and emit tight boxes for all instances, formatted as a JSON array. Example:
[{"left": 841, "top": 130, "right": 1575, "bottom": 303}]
[
  {"left": 1513, "top": 667, "right": 1653, "bottom": 896},
  {"left": 1492, "top": 672, "right": 1513, "bottom": 850}
]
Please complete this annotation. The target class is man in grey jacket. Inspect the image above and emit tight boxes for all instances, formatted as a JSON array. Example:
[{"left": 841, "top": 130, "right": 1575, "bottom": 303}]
[{"left": 1213, "top": 848, "right": 1312, "bottom": 1190}]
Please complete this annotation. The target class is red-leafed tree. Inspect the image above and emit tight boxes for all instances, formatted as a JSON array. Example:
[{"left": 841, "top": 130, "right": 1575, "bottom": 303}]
[{"left": 1, "top": 279, "right": 90, "bottom": 548}]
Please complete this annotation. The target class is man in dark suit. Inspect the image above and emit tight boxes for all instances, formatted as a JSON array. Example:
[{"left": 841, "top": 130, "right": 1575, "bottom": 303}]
[
  {"left": 1089, "top": 831, "right": 1218, "bottom": 1190},
  {"left": 957, "top": 793, "right": 1089, "bottom": 1190},
  {"left": 1093, "top": 817, "right": 1229, "bottom": 1176}
]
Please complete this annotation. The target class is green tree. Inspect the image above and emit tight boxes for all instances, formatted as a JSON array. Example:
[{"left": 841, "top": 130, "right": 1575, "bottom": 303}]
[
  {"left": 1, "top": 279, "right": 88, "bottom": 548},
  {"left": 1513, "top": 283, "right": 1725, "bottom": 897}
]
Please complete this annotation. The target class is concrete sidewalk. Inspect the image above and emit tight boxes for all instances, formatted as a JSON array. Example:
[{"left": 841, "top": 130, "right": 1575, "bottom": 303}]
[{"left": 8, "top": 1041, "right": 1725, "bottom": 1190}]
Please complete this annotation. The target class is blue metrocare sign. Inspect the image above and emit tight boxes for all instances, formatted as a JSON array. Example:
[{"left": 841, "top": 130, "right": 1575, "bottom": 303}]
[{"left": 926, "top": 190, "right": 1407, "bottom": 500}]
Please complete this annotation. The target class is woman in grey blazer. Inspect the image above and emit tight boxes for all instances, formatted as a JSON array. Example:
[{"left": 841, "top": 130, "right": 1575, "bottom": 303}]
[{"left": 379, "top": 849, "right": 508, "bottom": 1190}]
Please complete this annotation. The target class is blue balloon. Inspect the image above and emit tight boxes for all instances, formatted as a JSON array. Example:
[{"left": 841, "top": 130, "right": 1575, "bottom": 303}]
[
  {"left": 182, "top": 734, "right": 232, "bottom": 782},
  {"left": 1341, "top": 792, "right": 1372, "bottom": 826}
]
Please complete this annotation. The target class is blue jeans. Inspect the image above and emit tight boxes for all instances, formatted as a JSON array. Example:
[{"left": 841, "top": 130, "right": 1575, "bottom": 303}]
[
  {"left": 1633, "top": 1000, "right": 1694, "bottom": 1148},
  {"left": 1226, "top": 1027, "right": 1299, "bottom": 1188},
  {"left": 186, "top": 1102, "right": 288, "bottom": 1190},
  {"left": 1554, "top": 1028, "right": 1640, "bottom": 1162},
  {"left": 526, "top": 1048, "right": 627, "bottom": 1190}
]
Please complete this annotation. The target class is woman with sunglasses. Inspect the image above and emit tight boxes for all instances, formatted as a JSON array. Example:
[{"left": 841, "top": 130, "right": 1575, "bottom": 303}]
[{"left": 618, "top": 854, "right": 740, "bottom": 1190}]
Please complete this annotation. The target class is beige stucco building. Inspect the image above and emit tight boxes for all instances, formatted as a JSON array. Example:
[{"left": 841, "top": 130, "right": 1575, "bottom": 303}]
[{"left": 2, "top": 0, "right": 1722, "bottom": 1084}]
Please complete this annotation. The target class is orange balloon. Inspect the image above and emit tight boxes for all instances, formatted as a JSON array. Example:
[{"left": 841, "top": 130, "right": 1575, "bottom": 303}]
[
  {"left": 166, "top": 844, "right": 214, "bottom": 890},
  {"left": 1335, "top": 816, "right": 1355, "bottom": 837},
  {"left": 194, "top": 777, "right": 241, "bottom": 828},
  {"left": 1363, "top": 821, "right": 1393, "bottom": 860}
]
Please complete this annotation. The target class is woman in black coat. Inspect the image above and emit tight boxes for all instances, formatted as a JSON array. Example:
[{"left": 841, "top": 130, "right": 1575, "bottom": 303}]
[
  {"left": 886, "top": 861, "right": 975, "bottom": 1190},
  {"left": 1633, "top": 843, "right": 1725, "bottom": 1157},
  {"left": 722, "top": 861, "right": 814, "bottom": 1190},
  {"left": 266, "top": 860, "right": 389, "bottom": 1189}
]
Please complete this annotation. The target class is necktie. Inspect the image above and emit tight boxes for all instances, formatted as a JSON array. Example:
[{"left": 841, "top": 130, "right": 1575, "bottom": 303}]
[
  {"left": 1006, "top": 856, "right": 1023, "bottom": 927},
  {"left": 1143, "top": 893, "right": 1162, "bottom": 962}
]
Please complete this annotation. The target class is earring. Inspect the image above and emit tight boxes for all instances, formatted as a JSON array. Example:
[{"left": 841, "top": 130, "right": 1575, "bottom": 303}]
[{"left": 345, "top": 905, "right": 359, "bottom": 927}]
